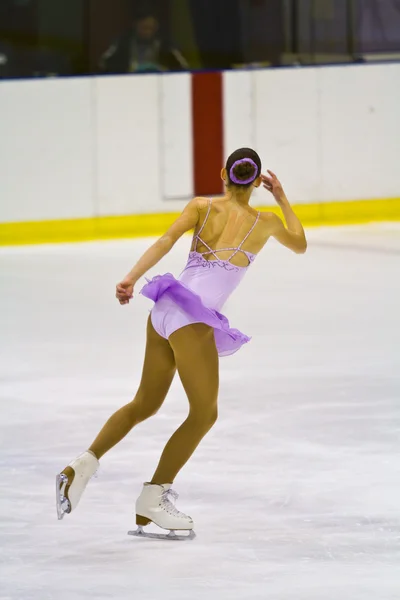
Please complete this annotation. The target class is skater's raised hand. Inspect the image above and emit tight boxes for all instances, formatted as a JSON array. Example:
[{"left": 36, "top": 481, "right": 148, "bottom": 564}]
[
  {"left": 262, "top": 170, "right": 307, "bottom": 254},
  {"left": 261, "top": 170, "right": 286, "bottom": 205},
  {"left": 116, "top": 277, "right": 134, "bottom": 305}
]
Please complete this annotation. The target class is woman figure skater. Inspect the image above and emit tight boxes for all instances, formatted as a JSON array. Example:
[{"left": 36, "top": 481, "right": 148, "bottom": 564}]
[{"left": 56, "top": 148, "right": 307, "bottom": 538}]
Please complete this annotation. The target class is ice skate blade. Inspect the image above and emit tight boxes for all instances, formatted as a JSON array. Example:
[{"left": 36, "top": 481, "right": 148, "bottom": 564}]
[
  {"left": 128, "top": 526, "right": 196, "bottom": 541},
  {"left": 56, "top": 473, "right": 71, "bottom": 520}
]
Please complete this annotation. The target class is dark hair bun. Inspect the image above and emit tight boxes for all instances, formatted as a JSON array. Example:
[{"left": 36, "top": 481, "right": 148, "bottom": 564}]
[
  {"left": 225, "top": 147, "right": 262, "bottom": 187},
  {"left": 232, "top": 161, "right": 257, "bottom": 182}
]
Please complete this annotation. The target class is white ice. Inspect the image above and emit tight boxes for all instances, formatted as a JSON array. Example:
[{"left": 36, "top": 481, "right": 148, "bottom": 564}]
[{"left": 0, "top": 224, "right": 399, "bottom": 600}]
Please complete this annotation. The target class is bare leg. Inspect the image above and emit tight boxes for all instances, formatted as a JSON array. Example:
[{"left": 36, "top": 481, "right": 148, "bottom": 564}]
[
  {"left": 88, "top": 316, "right": 176, "bottom": 459},
  {"left": 151, "top": 323, "right": 219, "bottom": 484}
]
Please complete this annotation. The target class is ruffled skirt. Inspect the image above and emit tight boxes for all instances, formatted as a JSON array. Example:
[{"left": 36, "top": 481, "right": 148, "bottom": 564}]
[{"left": 141, "top": 273, "right": 250, "bottom": 357}]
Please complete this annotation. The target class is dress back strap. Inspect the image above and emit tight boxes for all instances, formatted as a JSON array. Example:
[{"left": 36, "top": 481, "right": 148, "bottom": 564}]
[
  {"left": 229, "top": 212, "right": 260, "bottom": 260},
  {"left": 193, "top": 199, "right": 212, "bottom": 251}
]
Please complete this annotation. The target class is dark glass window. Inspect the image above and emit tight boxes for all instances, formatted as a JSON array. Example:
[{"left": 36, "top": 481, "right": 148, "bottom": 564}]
[{"left": 1, "top": 0, "right": 400, "bottom": 80}]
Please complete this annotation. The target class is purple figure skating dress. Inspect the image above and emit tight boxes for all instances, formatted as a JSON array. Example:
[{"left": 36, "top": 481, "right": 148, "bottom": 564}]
[{"left": 141, "top": 200, "right": 260, "bottom": 357}]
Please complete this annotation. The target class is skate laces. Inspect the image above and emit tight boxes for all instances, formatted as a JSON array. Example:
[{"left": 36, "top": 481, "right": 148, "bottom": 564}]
[{"left": 161, "top": 488, "right": 186, "bottom": 518}]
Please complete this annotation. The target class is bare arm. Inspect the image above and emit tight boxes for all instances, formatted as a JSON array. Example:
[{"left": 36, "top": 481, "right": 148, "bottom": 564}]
[
  {"left": 116, "top": 198, "right": 200, "bottom": 304},
  {"left": 261, "top": 171, "right": 307, "bottom": 254}
]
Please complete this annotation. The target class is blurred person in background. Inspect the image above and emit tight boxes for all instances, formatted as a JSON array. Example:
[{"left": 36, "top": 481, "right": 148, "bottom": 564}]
[{"left": 99, "top": 8, "right": 187, "bottom": 74}]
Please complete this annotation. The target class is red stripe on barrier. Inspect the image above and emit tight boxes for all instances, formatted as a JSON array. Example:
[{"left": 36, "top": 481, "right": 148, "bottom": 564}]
[{"left": 192, "top": 72, "right": 224, "bottom": 196}]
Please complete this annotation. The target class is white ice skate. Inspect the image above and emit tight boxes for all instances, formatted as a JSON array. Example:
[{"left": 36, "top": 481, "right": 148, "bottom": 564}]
[
  {"left": 56, "top": 451, "right": 99, "bottom": 520},
  {"left": 128, "top": 483, "right": 195, "bottom": 541}
]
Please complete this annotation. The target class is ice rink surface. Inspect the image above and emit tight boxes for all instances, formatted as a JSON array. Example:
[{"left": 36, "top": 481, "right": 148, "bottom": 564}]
[{"left": 0, "top": 224, "right": 399, "bottom": 600}]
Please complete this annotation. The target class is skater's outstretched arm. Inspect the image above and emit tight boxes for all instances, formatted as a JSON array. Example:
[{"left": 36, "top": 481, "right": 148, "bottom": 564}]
[{"left": 116, "top": 198, "right": 200, "bottom": 304}]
